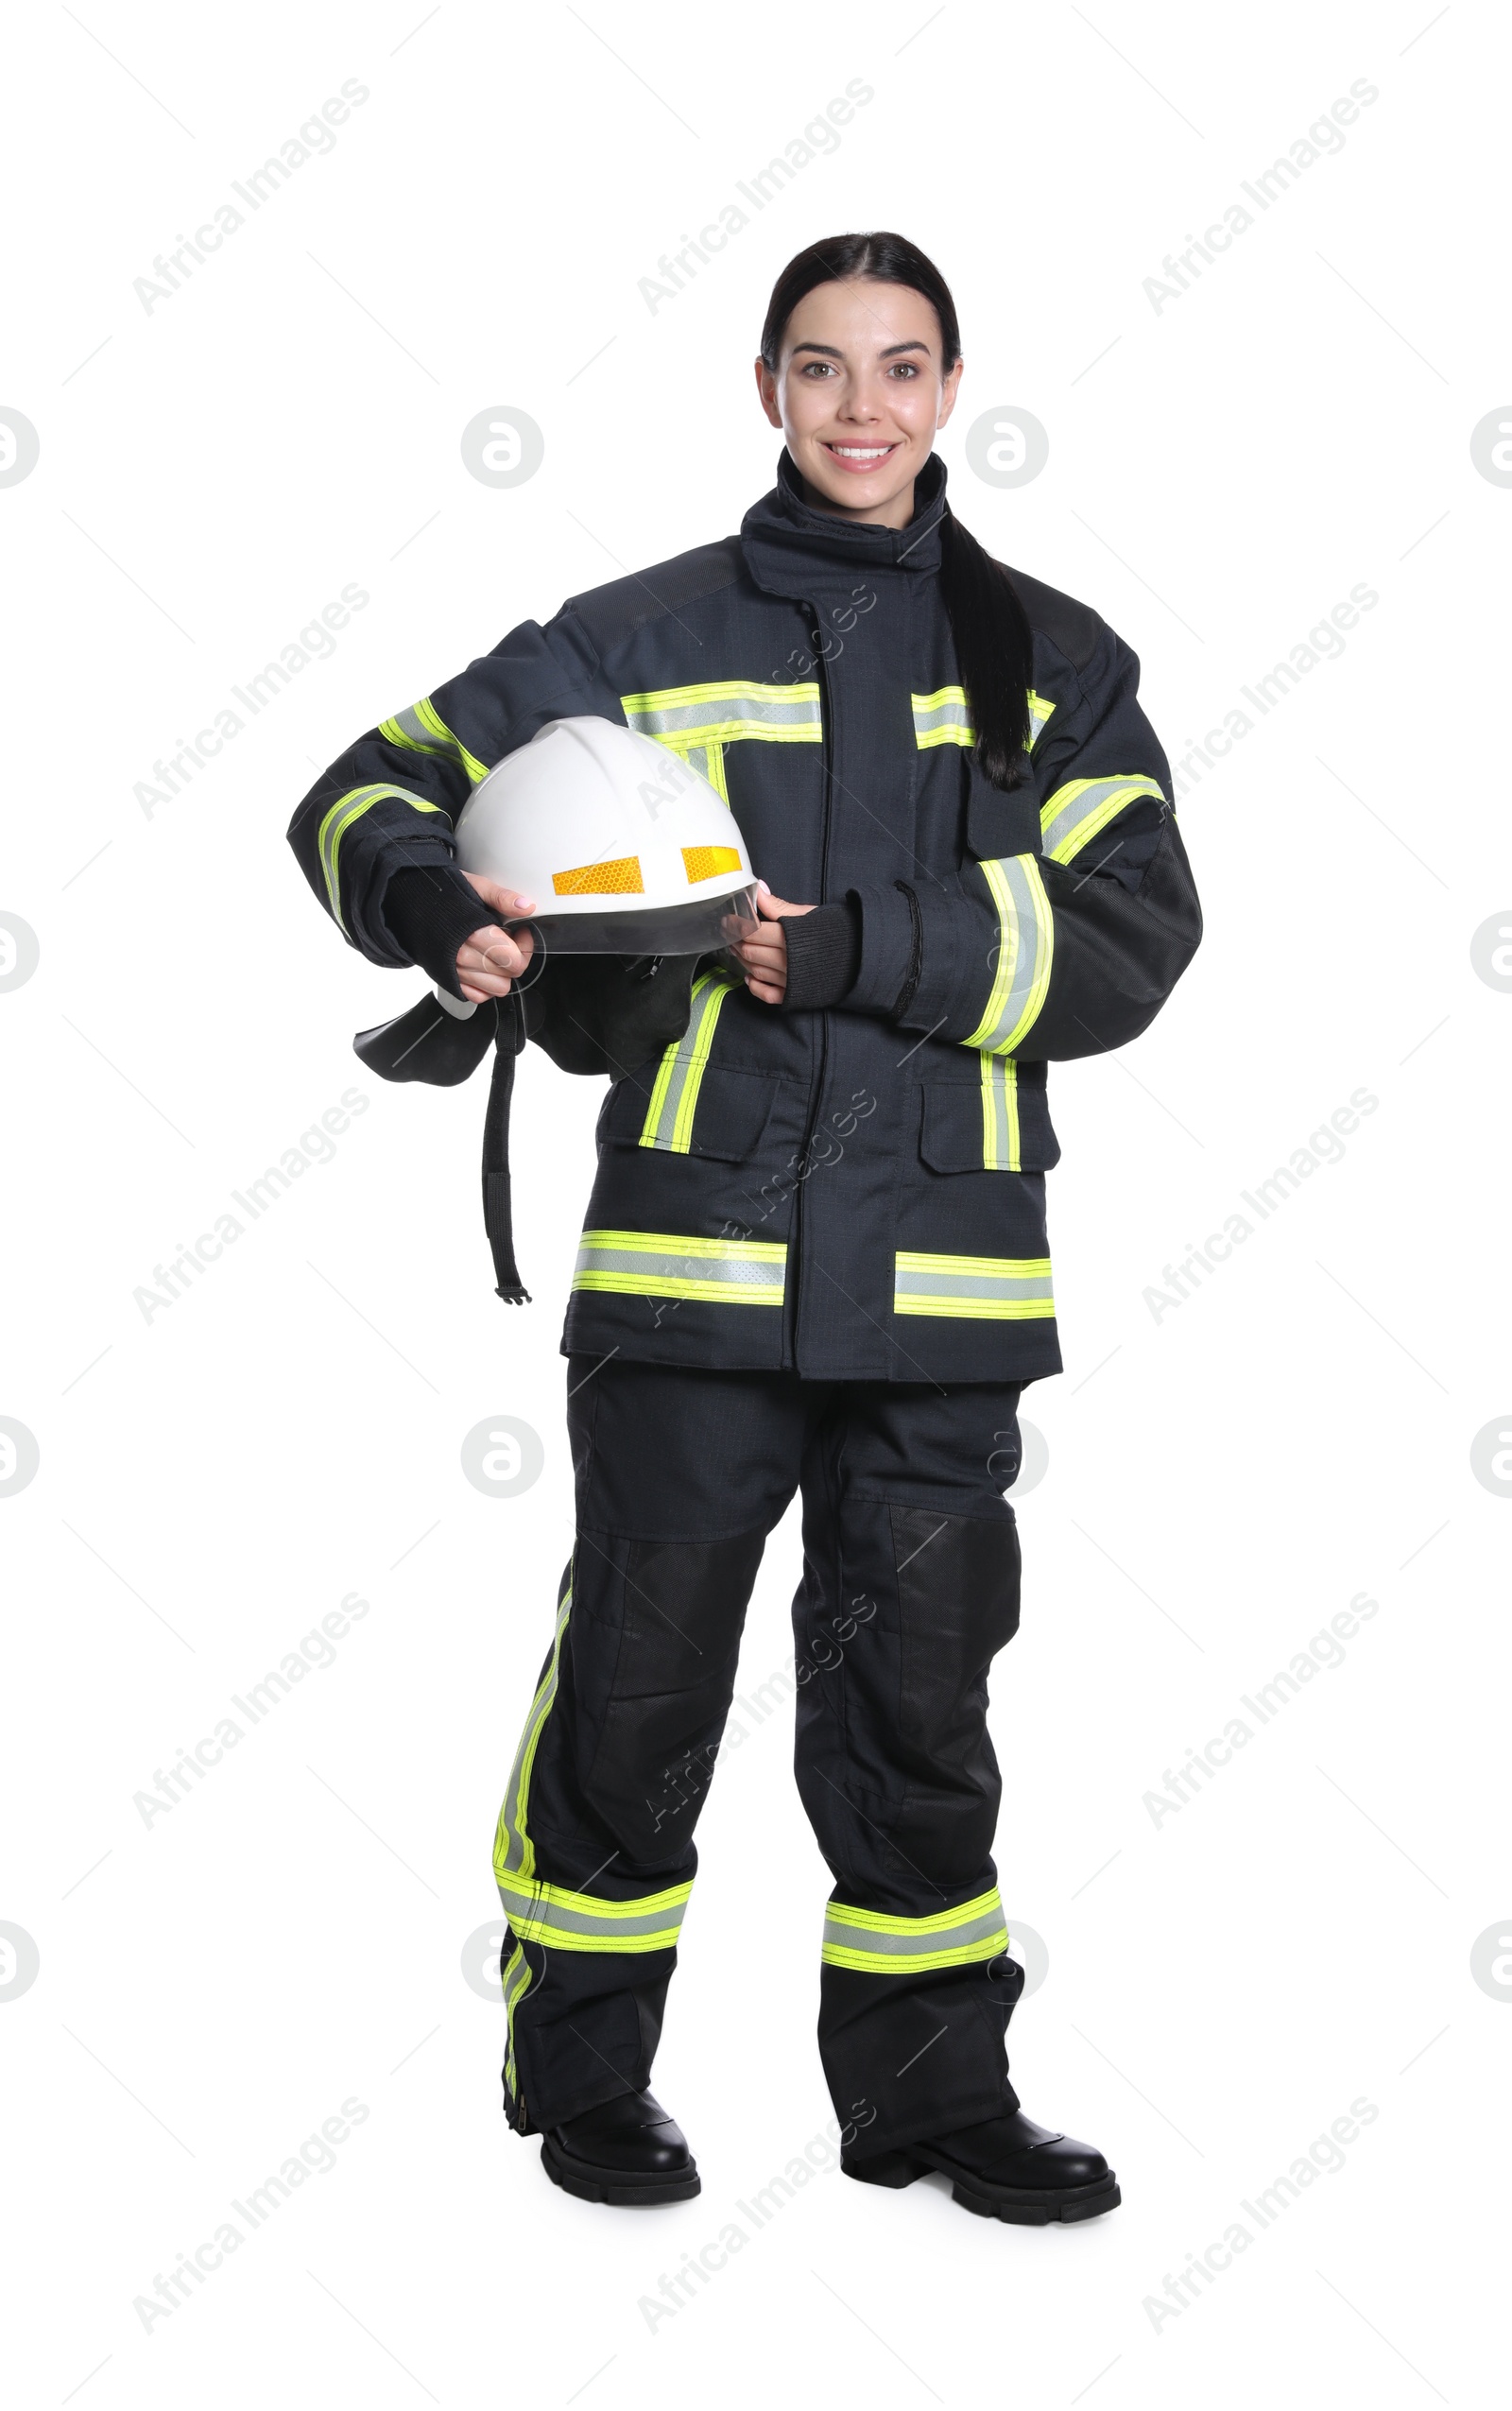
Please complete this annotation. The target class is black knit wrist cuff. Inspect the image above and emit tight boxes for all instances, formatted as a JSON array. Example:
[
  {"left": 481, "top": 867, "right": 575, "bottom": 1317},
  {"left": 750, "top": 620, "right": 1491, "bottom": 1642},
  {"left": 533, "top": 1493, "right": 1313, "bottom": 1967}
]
[
  {"left": 381, "top": 864, "right": 488, "bottom": 997},
  {"left": 782, "top": 898, "right": 863, "bottom": 1010}
]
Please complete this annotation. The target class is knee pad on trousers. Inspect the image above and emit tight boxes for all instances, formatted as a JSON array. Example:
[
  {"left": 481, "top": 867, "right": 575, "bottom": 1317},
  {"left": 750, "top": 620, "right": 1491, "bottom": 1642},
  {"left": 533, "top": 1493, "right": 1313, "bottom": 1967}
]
[
  {"left": 890, "top": 1505, "right": 1021, "bottom": 1770},
  {"left": 576, "top": 1530, "right": 765, "bottom": 1857}
]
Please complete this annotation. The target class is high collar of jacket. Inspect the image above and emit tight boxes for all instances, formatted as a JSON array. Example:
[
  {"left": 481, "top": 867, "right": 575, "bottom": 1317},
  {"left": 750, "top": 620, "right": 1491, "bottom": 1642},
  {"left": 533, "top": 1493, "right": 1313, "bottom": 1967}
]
[{"left": 741, "top": 447, "right": 949, "bottom": 594}]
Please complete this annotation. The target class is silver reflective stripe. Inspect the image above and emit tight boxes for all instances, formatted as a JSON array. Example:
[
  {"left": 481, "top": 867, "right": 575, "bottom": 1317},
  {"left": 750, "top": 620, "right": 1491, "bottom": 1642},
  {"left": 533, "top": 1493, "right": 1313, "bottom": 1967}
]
[
  {"left": 688, "top": 742, "right": 730, "bottom": 801},
  {"left": 621, "top": 681, "right": 822, "bottom": 745},
  {"left": 980, "top": 1053, "right": 1020, "bottom": 1171},
  {"left": 502, "top": 1940, "right": 532, "bottom": 2102},
  {"left": 894, "top": 1251, "right": 1055, "bottom": 1321},
  {"left": 573, "top": 1231, "right": 786, "bottom": 1304},
  {"left": 494, "top": 1583, "right": 574, "bottom": 1886},
  {"left": 496, "top": 1875, "right": 692, "bottom": 1953},
  {"left": 911, "top": 686, "right": 1057, "bottom": 751},
  {"left": 911, "top": 685, "right": 973, "bottom": 747},
  {"left": 822, "top": 1903, "right": 1006, "bottom": 1962},
  {"left": 1040, "top": 774, "right": 1164, "bottom": 866},
  {"left": 821, "top": 1888, "right": 1009, "bottom": 1971},
  {"left": 639, "top": 973, "right": 735, "bottom": 1152},
  {"left": 896, "top": 1266, "right": 1053, "bottom": 1302},
  {"left": 966, "top": 854, "right": 1054, "bottom": 1054},
  {"left": 317, "top": 783, "right": 447, "bottom": 928},
  {"left": 380, "top": 697, "right": 489, "bottom": 784}
]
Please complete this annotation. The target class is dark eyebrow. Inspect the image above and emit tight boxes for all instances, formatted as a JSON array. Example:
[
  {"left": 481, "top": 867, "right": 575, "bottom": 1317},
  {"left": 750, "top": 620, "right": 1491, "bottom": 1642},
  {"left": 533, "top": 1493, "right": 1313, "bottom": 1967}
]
[{"left": 789, "top": 338, "right": 933, "bottom": 361}]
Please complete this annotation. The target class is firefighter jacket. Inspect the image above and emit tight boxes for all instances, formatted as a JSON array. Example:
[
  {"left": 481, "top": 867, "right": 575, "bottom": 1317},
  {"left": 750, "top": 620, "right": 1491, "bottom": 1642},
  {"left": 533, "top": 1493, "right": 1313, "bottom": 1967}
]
[{"left": 288, "top": 451, "right": 1201, "bottom": 1383}]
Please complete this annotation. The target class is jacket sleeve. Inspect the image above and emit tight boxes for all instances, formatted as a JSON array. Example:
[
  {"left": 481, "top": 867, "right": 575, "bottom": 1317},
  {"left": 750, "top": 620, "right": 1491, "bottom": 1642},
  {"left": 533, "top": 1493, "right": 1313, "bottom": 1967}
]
[
  {"left": 286, "top": 610, "right": 601, "bottom": 973},
  {"left": 843, "top": 624, "right": 1202, "bottom": 1059}
]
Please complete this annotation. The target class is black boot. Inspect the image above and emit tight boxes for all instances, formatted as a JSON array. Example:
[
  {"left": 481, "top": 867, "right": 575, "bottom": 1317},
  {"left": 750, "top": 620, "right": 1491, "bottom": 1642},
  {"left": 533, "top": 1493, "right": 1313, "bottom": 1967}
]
[
  {"left": 844, "top": 2109, "right": 1119, "bottom": 2226},
  {"left": 540, "top": 2088, "right": 700, "bottom": 2206}
]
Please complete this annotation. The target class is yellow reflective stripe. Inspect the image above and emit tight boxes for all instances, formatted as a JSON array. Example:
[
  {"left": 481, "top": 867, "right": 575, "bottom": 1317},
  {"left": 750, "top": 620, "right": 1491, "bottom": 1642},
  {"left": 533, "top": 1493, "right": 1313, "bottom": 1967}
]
[
  {"left": 825, "top": 1886, "right": 1004, "bottom": 1937},
  {"left": 894, "top": 1250, "right": 1055, "bottom": 1321},
  {"left": 380, "top": 697, "right": 490, "bottom": 785},
  {"left": 622, "top": 680, "right": 821, "bottom": 749},
  {"left": 965, "top": 855, "right": 1054, "bottom": 1054},
  {"left": 572, "top": 1230, "right": 785, "bottom": 1305},
  {"left": 502, "top": 1940, "right": 531, "bottom": 2104},
  {"left": 821, "top": 1930, "right": 1010, "bottom": 1973},
  {"left": 980, "top": 1053, "right": 1020, "bottom": 1172},
  {"left": 687, "top": 742, "right": 730, "bottom": 801},
  {"left": 414, "top": 697, "right": 487, "bottom": 783},
  {"left": 496, "top": 1874, "right": 694, "bottom": 1954},
  {"left": 821, "top": 1886, "right": 1009, "bottom": 1973},
  {"left": 577, "top": 1230, "right": 786, "bottom": 1258},
  {"left": 1040, "top": 774, "right": 1164, "bottom": 866},
  {"left": 622, "top": 679, "right": 820, "bottom": 710},
  {"left": 639, "top": 715, "right": 818, "bottom": 746},
  {"left": 492, "top": 1583, "right": 574, "bottom": 1889},
  {"left": 911, "top": 684, "right": 973, "bottom": 749},
  {"left": 317, "top": 784, "right": 447, "bottom": 930},
  {"left": 911, "top": 687, "right": 1057, "bottom": 752},
  {"left": 639, "top": 973, "right": 736, "bottom": 1153},
  {"left": 636, "top": 737, "right": 732, "bottom": 801}
]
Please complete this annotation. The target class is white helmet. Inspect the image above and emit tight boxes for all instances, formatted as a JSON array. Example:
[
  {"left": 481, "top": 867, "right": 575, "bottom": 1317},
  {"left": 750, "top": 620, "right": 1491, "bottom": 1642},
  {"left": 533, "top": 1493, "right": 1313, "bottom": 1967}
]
[{"left": 455, "top": 715, "right": 758, "bottom": 954}]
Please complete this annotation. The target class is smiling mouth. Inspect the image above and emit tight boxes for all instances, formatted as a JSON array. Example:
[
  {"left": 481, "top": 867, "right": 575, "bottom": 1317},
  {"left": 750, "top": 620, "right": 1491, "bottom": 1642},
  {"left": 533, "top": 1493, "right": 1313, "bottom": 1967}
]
[{"left": 822, "top": 441, "right": 901, "bottom": 470}]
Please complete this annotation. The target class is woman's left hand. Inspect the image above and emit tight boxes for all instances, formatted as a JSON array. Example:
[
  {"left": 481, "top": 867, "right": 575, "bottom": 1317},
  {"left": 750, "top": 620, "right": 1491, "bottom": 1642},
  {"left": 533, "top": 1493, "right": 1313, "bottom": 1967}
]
[{"left": 730, "top": 883, "right": 814, "bottom": 1003}]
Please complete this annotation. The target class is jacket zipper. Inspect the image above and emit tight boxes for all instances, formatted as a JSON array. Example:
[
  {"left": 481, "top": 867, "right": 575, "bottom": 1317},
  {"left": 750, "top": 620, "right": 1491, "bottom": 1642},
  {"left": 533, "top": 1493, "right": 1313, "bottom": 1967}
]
[{"left": 788, "top": 611, "right": 833, "bottom": 1367}]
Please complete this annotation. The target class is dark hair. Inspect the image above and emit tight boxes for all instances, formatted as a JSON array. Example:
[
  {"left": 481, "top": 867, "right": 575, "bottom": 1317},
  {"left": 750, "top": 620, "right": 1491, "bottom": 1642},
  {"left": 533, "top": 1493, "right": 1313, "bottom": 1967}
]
[{"left": 762, "top": 232, "right": 1034, "bottom": 792}]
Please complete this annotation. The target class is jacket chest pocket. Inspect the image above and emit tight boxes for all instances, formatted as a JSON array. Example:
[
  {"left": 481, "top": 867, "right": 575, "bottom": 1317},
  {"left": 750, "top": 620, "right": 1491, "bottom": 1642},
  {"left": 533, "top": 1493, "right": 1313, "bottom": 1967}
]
[
  {"left": 919, "top": 1061, "right": 1060, "bottom": 1176},
  {"left": 599, "top": 1058, "right": 782, "bottom": 1164}
]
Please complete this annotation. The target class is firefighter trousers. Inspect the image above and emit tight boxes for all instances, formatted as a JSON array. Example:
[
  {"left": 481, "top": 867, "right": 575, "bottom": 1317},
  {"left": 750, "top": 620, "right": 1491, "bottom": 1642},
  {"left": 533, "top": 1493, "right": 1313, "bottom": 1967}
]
[{"left": 494, "top": 1357, "right": 1030, "bottom": 2154}]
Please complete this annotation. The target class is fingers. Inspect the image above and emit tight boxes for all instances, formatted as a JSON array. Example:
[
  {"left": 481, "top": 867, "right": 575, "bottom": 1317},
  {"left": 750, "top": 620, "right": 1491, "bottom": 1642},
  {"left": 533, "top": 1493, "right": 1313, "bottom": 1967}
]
[
  {"left": 455, "top": 921, "right": 532, "bottom": 1000},
  {"left": 455, "top": 879, "right": 537, "bottom": 999},
  {"left": 733, "top": 930, "right": 787, "bottom": 966},
  {"left": 730, "top": 944, "right": 786, "bottom": 993},
  {"left": 464, "top": 872, "right": 536, "bottom": 919},
  {"left": 728, "top": 935, "right": 785, "bottom": 973},
  {"left": 754, "top": 882, "right": 814, "bottom": 921},
  {"left": 735, "top": 929, "right": 787, "bottom": 1003}
]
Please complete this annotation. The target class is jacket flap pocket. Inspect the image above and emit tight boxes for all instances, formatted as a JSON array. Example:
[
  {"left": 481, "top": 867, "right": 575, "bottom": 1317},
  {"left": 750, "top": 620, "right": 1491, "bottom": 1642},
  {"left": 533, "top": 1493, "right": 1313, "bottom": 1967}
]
[
  {"left": 919, "top": 1062, "right": 1060, "bottom": 1174},
  {"left": 600, "top": 1065, "right": 781, "bottom": 1163}
]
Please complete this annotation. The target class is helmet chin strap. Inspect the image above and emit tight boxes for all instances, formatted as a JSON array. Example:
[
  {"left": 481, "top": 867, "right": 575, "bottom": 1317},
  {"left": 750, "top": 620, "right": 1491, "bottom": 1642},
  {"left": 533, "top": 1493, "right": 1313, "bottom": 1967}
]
[{"left": 481, "top": 994, "right": 530, "bottom": 1304}]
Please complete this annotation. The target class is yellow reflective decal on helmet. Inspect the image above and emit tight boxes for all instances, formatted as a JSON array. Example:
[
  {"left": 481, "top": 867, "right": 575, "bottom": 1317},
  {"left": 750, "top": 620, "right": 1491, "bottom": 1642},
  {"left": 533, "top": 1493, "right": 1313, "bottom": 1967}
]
[
  {"left": 681, "top": 844, "right": 742, "bottom": 884},
  {"left": 552, "top": 856, "right": 644, "bottom": 896}
]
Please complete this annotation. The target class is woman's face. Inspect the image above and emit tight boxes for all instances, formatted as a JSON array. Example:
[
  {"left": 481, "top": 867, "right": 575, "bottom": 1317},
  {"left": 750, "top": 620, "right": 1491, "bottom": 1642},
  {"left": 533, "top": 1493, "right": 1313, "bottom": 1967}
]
[{"left": 756, "top": 277, "right": 962, "bottom": 528}]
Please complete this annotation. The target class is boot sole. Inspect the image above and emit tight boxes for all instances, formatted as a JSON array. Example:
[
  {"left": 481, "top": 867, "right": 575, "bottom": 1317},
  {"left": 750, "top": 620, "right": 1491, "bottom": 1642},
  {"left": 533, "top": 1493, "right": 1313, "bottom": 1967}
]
[
  {"left": 845, "top": 2145, "right": 1120, "bottom": 2226},
  {"left": 540, "top": 2135, "right": 701, "bottom": 2208}
]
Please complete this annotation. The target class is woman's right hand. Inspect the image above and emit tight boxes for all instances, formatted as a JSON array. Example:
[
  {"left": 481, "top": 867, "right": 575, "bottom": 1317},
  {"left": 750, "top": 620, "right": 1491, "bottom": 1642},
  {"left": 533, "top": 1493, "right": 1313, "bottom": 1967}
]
[{"left": 456, "top": 872, "right": 537, "bottom": 1002}]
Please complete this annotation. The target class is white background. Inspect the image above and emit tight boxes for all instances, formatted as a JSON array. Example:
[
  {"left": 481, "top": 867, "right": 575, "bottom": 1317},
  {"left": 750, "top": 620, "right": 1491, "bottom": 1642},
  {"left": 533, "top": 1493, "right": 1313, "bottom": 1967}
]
[{"left": 4, "top": 2, "right": 1508, "bottom": 2403}]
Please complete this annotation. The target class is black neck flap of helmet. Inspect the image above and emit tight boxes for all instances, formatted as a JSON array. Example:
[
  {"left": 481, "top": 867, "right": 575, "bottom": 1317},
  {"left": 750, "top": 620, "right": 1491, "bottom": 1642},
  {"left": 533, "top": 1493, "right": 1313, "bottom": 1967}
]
[{"left": 352, "top": 954, "right": 704, "bottom": 1305}]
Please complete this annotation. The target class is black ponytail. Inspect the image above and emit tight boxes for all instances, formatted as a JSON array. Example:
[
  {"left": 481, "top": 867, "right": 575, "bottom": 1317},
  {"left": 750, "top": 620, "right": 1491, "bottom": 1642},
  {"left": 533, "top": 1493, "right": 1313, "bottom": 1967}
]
[{"left": 762, "top": 232, "right": 1035, "bottom": 793}]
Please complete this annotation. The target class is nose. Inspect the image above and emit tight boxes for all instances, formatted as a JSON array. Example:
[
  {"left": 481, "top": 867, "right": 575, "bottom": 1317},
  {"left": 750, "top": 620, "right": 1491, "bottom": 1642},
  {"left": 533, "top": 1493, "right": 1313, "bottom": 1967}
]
[{"left": 837, "top": 381, "right": 883, "bottom": 422}]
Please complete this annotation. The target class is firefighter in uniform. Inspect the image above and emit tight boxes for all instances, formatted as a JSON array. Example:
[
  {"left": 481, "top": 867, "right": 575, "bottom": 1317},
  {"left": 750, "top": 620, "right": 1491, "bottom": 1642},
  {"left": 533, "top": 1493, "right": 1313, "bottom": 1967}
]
[{"left": 288, "top": 232, "right": 1201, "bottom": 2224}]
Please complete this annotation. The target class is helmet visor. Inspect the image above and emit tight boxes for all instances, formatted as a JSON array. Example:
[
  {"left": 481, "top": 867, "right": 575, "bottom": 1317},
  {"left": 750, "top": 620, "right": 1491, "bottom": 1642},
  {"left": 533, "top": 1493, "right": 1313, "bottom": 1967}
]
[{"left": 516, "top": 882, "right": 759, "bottom": 957}]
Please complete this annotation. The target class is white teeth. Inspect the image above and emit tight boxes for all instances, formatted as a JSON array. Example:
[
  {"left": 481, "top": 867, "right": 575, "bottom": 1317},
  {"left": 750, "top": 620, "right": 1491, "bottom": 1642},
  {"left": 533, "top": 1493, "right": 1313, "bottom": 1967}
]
[{"left": 833, "top": 445, "right": 891, "bottom": 459}]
